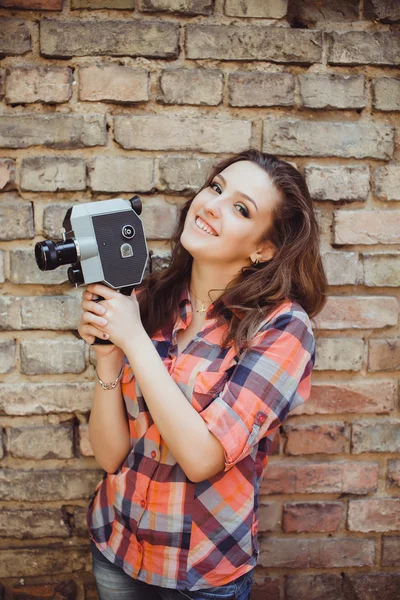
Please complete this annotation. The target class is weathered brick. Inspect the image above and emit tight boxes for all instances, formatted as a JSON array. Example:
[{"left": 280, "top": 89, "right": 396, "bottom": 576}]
[
  {"left": 257, "top": 502, "right": 280, "bottom": 531},
  {"left": 0, "top": 296, "right": 22, "bottom": 331},
  {"left": 305, "top": 164, "right": 370, "bottom": 202},
  {"left": 0, "top": 508, "right": 69, "bottom": 539},
  {"left": 158, "top": 155, "right": 213, "bottom": 192},
  {"left": 0, "top": 114, "right": 106, "bottom": 149},
  {"left": 151, "top": 252, "right": 171, "bottom": 273},
  {"left": 20, "top": 294, "right": 82, "bottom": 330},
  {"left": 292, "top": 380, "right": 395, "bottom": 415},
  {"left": 0, "top": 547, "right": 90, "bottom": 578},
  {"left": 373, "top": 164, "right": 400, "bottom": 201},
  {"left": 0, "top": 19, "right": 31, "bottom": 56},
  {"left": 72, "top": 0, "right": 134, "bottom": 7},
  {"left": 283, "top": 502, "right": 343, "bottom": 533},
  {"left": 0, "top": 158, "right": 16, "bottom": 191},
  {"left": 0, "top": 468, "right": 101, "bottom": 502},
  {"left": 141, "top": 197, "right": 179, "bottom": 239},
  {"left": 283, "top": 422, "right": 350, "bottom": 455},
  {"left": 314, "top": 337, "right": 363, "bottom": 371},
  {"left": 334, "top": 210, "right": 400, "bottom": 244},
  {"left": 369, "top": 338, "right": 400, "bottom": 371},
  {"left": 363, "top": 253, "right": 400, "bottom": 287},
  {"left": 313, "top": 296, "right": 398, "bottom": 330},
  {"left": 139, "top": 0, "right": 213, "bottom": 14},
  {"left": 372, "top": 78, "right": 400, "bottom": 111},
  {"left": 187, "top": 25, "right": 322, "bottom": 63},
  {"left": 20, "top": 338, "right": 86, "bottom": 375},
  {"left": 10, "top": 249, "right": 68, "bottom": 285},
  {"left": 0, "top": 382, "right": 94, "bottom": 415},
  {"left": 79, "top": 65, "right": 148, "bottom": 103},
  {"left": 263, "top": 119, "right": 394, "bottom": 159},
  {"left": 348, "top": 498, "right": 400, "bottom": 532},
  {"left": 8, "top": 424, "right": 74, "bottom": 459},
  {"left": 0, "top": 340, "right": 16, "bottom": 373},
  {"left": 299, "top": 74, "right": 365, "bottom": 109},
  {"left": 225, "top": 0, "right": 287, "bottom": 18},
  {"left": 387, "top": 459, "right": 400, "bottom": 488},
  {"left": 42, "top": 201, "right": 75, "bottom": 238},
  {"left": 0, "top": 197, "right": 34, "bottom": 241},
  {"left": 21, "top": 156, "right": 86, "bottom": 191},
  {"left": 259, "top": 538, "right": 375, "bottom": 568},
  {"left": 327, "top": 31, "right": 400, "bottom": 65},
  {"left": 364, "top": 0, "right": 400, "bottom": 23},
  {"left": 0, "top": 0, "right": 62, "bottom": 8},
  {"left": 228, "top": 71, "right": 294, "bottom": 107},
  {"left": 286, "top": 574, "right": 400, "bottom": 600},
  {"left": 322, "top": 251, "right": 362, "bottom": 286},
  {"left": 79, "top": 423, "right": 93, "bottom": 456},
  {"left": 286, "top": 0, "right": 359, "bottom": 25},
  {"left": 114, "top": 115, "right": 251, "bottom": 152},
  {"left": 5, "top": 67, "right": 72, "bottom": 105},
  {"left": 352, "top": 420, "right": 400, "bottom": 453},
  {"left": 40, "top": 20, "right": 179, "bottom": 58},
  {"left": 160, "top": 68, "right": 222, "bottom": 106},
  {"left": 382, "top": 536, "right": 400, "bottom": 566},
  {"left": 88, "top": 156, "right": 153, "bottom": 192},
  {"left": 261, "top": 461, "right": 378, "bottom": 495},
  {"left": 0, "top": 250, "right": 5, "bottom": 284}
]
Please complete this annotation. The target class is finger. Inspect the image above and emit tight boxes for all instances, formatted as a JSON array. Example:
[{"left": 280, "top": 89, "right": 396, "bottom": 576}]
[
  {"left": 82, "top": 324, "right": 110, "bottom": 341},
  {"left": 86, "top": 283, "right": 117, "bottom": 301},
  {"left": 81, "top": 299, "right": 107, "bottom": 316},
  {"left": 82, "top": 311, "right": 108, "bottom": 328}
]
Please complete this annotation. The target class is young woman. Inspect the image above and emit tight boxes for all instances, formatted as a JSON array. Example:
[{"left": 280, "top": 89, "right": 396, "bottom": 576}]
[{"left": 78, "top": 149, "right": 327, "bottom": 600}]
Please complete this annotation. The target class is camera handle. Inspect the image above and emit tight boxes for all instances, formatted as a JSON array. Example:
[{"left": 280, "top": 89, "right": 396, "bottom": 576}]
[{"left": 92, "top": 285, "right": 136, "bottom": 346}]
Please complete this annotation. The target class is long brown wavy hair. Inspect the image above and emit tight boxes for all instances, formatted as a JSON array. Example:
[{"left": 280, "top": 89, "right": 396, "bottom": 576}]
[{"left": 138, "top": 149, "right": 327, "bottom": 354}]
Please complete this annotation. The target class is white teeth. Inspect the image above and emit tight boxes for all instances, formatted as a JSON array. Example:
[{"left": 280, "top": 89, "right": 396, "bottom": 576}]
[{"left": 195, "top": 217, "right": 217, "bottom": 236}]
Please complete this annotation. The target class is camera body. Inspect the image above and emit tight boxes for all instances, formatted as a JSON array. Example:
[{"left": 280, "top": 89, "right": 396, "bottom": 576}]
[{"left": 35, "top": 196, "right": 149, "bottom": 345}]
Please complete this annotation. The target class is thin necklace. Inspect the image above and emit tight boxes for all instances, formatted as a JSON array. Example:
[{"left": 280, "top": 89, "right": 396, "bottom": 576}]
[{"left": 189, "top": 288, "right": 212, "bottom": 314}]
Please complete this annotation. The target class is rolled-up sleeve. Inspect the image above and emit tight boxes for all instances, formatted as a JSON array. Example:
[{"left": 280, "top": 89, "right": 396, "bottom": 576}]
[{"left": 199, "top": 312, "right": 315, "bottom": 472}]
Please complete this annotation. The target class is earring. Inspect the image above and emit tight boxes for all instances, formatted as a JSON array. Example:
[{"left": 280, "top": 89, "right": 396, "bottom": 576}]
[{"left": 252, "top": 258, "right": 259, "bottom": 266}]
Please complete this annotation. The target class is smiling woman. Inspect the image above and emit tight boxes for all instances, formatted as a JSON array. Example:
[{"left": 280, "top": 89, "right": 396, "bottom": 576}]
[{"left": 81, "top": 148, "right": 328, "bottom": 600}]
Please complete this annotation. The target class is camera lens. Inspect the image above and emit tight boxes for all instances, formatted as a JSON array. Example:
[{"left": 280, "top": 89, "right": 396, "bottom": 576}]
[{"left": 34, "top": 239, "right": 78, "bottom": 271}]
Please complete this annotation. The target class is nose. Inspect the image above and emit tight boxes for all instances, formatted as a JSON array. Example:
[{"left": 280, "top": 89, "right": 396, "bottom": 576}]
[{"left": 203, "top": 196, "right": 221, "bottom": 218}]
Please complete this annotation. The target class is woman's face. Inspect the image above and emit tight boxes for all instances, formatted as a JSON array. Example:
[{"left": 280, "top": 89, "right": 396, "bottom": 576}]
[{"left": 180, "top": 160, "right": 280, "bottom": 269}]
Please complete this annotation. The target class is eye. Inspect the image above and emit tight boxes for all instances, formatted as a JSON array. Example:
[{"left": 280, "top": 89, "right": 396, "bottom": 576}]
[
  {"left": 210, "top": 182, "right": 222, "bottom": 193},
  {"left": 235, "top": 203, "right": 250, "bottom": 218}
]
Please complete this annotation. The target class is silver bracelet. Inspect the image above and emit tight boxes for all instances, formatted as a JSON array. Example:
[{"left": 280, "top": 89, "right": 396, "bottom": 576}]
[{"left": 95, "top": 363, "right": 124, "bottom": 390}]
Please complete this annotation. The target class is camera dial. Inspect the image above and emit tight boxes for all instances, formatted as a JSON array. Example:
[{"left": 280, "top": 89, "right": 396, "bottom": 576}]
[{"left": 122, "top": 225, "right": 135, "bottom": 239}]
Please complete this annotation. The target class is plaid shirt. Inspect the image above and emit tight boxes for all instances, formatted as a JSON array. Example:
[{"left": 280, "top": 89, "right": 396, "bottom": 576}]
[{"left": 87, "top": 285, "right": 315, "bottom": 591}]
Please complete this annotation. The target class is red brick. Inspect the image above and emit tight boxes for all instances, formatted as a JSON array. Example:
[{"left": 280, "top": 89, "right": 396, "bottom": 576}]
[
  {"left": 283, "top": 422, "right": 350, "bottom": 455},
  {"left": 387, "top": 459, "right": 400, "bottom": 489},
  {"left": 291, "top": 380, "right": 395, "bottom": 416},
  {"left": 348, "top": 498, "right": 400, "bottom": 532},
  {"left": 260, "top": 460, "right": 378, "bottom": 495},
  {"left": 259, "top": 537, "right": 375, "bottom": 568},
  {"left": 283, "top": 502, "right": 343, "bottom": 533},
  {"left": 382, "top": 536, "right": 400, "bottom": 566}
]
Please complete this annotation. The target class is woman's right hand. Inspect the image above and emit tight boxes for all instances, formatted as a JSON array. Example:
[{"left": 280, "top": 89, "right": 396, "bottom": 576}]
[{"left": 78, "top": 289, "right": 123, "bottom": 359}]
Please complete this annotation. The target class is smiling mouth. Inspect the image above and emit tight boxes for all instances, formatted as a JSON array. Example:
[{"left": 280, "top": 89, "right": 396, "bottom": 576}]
[{"left": 195, "top": 216, "right": 218, "bottom": 236}]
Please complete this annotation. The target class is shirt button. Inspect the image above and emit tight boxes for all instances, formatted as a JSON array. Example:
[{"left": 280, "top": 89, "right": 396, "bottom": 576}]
[
  {"left": 257, "top": 413, "right": 266, "bottom": 424},
  {"left": 151, "top": 451, "right": 157, "bottom": 459},
  {"left": 140, "top": 499, "right": 146, "bottom": 508}
]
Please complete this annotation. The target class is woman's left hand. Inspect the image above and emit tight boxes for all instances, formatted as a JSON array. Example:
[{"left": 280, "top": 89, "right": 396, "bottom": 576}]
[{"left": 85, "top": 283, "right": 145, "bottom": 354}]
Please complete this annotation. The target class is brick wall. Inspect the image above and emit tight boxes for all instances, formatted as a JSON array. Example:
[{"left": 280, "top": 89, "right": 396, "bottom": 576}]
[{"left": 0, "top": 0, "right": 399, "bottom": 598}]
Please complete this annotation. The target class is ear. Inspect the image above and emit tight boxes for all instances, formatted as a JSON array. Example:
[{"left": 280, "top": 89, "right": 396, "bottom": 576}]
[{"left": 251, "top": 240, "right": 276, "bottom": 264}]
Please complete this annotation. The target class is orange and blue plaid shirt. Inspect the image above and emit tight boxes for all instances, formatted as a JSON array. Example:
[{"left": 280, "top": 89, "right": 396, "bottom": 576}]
[{"left": 87, "top": 285, "right": 315, "bottom": 591}]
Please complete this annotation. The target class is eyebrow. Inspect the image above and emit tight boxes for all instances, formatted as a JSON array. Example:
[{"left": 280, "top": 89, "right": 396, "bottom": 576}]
[{"left": 215, "top": 174, "right": 259, "bottom": 212}]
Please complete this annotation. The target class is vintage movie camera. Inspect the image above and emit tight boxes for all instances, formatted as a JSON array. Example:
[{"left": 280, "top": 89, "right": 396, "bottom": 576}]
[{"left": 34, "top": 196, "right": 148, "bottom": 345}]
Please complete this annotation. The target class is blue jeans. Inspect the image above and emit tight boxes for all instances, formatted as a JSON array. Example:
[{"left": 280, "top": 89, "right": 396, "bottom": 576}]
[{"left": 91, "top": 540, "right": 254, "bottom": 600}]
